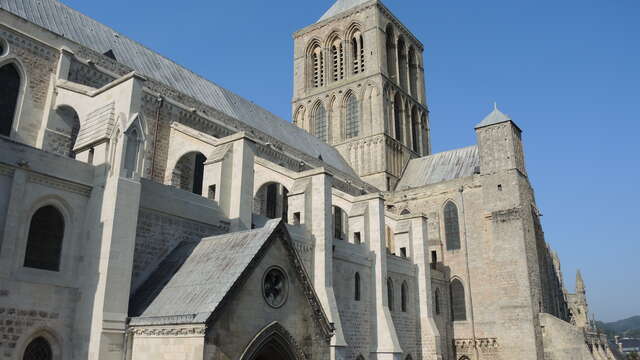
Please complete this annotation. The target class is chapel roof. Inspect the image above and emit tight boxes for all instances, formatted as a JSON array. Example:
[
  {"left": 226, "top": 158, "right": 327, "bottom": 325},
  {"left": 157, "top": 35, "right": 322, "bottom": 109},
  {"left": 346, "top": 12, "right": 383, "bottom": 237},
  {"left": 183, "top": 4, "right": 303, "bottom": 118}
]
[
  {"left": 0, "top": 0, "right": 357, "bottom": 176},
  {"left": 318, "top": 0, "right": 375, "bottom": 22},
  {"left": 396, "top": 145, "right": 480, "bottom": 190},
  {"left": 129, "top": 220, "right": 282, "bottom": 325}
]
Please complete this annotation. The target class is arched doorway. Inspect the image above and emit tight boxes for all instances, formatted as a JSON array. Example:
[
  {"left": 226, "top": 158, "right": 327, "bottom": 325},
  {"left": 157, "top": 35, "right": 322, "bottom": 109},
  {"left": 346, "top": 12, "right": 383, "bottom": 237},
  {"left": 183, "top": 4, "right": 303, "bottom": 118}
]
[
  {"left": 240, "top": 323, "right": 304, "bottom": 360},
  {"left": 254, "top": 182, "right": 289, "bottom": 222}
]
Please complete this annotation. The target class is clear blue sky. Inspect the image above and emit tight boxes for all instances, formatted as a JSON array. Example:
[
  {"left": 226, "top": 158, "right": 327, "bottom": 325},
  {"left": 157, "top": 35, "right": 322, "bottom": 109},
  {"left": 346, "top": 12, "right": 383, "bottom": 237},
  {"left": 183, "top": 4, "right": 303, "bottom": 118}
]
[{"left": 61, "top": 0, "right": 639, "bottom": 322}]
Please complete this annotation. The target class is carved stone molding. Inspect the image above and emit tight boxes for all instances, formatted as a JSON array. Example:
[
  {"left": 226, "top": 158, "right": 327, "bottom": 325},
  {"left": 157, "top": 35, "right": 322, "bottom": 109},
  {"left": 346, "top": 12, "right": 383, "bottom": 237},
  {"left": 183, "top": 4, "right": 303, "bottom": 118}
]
[
  {"left": 130, "top": 324, "right": 206, "bottom": 338},
  {"left": 454, "top": 337, "right": 500, "bottom": 354},
  {"left": 27, "top": 173, "right": 92, "bottom": 197}
]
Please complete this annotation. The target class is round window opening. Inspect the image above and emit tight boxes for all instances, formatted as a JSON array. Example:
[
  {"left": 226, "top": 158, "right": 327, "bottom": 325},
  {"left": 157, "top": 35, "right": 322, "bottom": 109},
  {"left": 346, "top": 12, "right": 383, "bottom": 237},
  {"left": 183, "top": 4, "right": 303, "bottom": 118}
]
[{"left": 262, "top": 266, "right": 289, "bottom": 308}]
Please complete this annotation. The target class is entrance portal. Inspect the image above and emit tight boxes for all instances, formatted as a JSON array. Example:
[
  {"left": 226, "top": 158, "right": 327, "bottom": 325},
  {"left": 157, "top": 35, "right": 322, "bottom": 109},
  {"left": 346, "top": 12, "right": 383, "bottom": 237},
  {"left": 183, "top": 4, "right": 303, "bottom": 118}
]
[{"left": 240, "top": 322, "right": 303, "bottom": 360}]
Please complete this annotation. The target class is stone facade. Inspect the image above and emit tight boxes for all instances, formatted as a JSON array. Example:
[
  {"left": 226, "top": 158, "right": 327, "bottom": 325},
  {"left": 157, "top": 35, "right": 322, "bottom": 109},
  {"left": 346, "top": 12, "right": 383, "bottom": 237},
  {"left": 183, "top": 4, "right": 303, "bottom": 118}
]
[{"left": 0, "top": 1, "right": 618, "bottom": 360}]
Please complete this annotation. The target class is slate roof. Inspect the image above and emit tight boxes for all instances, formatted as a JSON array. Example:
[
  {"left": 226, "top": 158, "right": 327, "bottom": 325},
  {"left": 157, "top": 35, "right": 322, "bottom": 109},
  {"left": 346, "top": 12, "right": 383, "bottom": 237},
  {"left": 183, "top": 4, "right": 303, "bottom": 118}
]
[
  {"left": 129, "top": 219, "right": 281, "bottom": 325},
  {"left": 0, "top": 0, "right": 356, "bottom": 176},
  {"left": 396, "top": 146, "right": 480, "bottom": 190},
  {"left": 318, "top": 0, "right": 374, "bottom": 22},
  {"left": 475, "top": 104, "right": 513, "bottom": 129}
]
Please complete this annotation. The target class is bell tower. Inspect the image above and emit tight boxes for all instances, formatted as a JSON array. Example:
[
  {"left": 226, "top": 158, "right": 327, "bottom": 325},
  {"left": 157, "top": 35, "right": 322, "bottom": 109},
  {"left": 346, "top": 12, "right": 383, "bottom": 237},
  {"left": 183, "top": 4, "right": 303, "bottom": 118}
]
[{"left": 292, "top": 0, "right": 431, "bottom": 190}]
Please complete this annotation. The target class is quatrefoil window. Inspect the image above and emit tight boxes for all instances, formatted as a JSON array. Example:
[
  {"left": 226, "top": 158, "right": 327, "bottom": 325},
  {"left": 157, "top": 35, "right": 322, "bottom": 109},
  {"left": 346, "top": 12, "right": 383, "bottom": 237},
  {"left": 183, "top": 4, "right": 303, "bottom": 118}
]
[{"left": 263, "top": 266, "right": 288, "bottom": 308}]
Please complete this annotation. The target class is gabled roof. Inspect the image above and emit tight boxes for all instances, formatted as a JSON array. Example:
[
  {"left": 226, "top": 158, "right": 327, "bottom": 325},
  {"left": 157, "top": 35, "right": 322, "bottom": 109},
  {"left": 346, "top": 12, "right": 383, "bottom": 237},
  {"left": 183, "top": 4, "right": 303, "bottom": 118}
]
[
  {"left": 318, "top": 0, "right": 374, "bottom": 22},
  {"left": 0, "top": 0, "right": 356, "bottom": 177},
  {"left": 128, "top": 219, "right": 333, "bottom": 339},
  {"left": 129, "top": 220, "right": 282, "bottom": 325},
  {"left": 475, "top": 104, "right": 514, "bottom": 129},
  {"left": 396, "top": 146, "right": 480, "bottom": 190}
]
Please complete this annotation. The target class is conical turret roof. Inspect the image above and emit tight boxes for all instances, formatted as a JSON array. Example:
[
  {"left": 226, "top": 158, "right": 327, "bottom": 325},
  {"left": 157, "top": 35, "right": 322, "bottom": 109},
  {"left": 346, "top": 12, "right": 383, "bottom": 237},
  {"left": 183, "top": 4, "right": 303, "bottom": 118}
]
[{"left": 318, "top": 0, "right": 375, "bottom": 22}]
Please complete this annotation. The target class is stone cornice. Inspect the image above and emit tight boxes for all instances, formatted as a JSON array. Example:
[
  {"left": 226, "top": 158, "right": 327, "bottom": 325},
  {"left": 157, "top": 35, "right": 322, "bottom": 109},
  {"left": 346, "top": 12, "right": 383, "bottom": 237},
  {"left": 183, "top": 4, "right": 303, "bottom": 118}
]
[{"left": 129, "top": 324, "right": 206, "bottom": 338}]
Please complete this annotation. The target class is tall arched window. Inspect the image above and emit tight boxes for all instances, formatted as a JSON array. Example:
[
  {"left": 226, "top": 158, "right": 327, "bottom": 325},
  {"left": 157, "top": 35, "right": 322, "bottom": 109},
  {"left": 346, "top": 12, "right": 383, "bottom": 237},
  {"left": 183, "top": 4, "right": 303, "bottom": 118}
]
[
  {"left": 312, "top": 102, "right": 328, "bottom": 142},
  {"left": 450, "top": 279, "right": 467, "bottom": 321},
  {"left": 409, "top": 46, "right": 418, "bottom": 97},
  {"left": 401, "top": 281, "right": 408, "bottom": 312},
  {"left": 387, "top": 277, "right": 394, "bottom": 311},
  {"left": 411, "top": 106, "right": 419, "bottom": 153},
  {"left": 0, "top": 63, "right": 21, "bottom": 137},
  {"left": 331, "top": 38, "right": 344, "bottom": 82},
  {"left": 434, "top": 288, "right": 441, "bottom": 315},
  {"left": 444, "top": 201, "right": 461, "bottom": 250},
  {"left": 23, "top": 337, "right": 53, "bottom": 360},
  {"left": 124, "top": 128, "right": 140, "bottom": 178},
  {"left": 355, "top": 272, "right": 361, "bottom": 301},
  {"left": 393, "top": 93, "right": 403, "bottom": 142},
  {"left": 310, "top": 44, "right": 324, "bottom": 88},
  {"left": 397, "top": 37, "right": 407, "bottom": 90},
  {"left": 345, "top": 93, "right": 359, "bottom": 139},
  {"left": 352, "top": 31, "right": 365, "bottom": 74},
  {"left": 385, "top": 25, "right": 396, "bottom": 81},
  {"left": 24, "top": 206, "right": 65, "bottom": 271}
]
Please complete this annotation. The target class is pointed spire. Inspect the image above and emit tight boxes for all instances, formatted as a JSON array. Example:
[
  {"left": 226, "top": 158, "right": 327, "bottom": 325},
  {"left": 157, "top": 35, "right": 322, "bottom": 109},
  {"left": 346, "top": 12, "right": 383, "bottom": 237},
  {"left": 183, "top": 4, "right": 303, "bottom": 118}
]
[
  {"left": 475, "top": 103, "right": 515, "bottom": 129},
  {"left": 576, "top": 270, "right": 585, "bottom": 293},
  {"left": 318, "top": 0, "right": 375, "bottom": 23}
]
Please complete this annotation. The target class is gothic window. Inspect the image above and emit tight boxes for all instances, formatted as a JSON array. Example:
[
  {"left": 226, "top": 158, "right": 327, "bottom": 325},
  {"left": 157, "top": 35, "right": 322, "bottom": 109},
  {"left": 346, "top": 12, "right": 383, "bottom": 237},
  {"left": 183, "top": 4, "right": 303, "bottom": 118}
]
[
  {"left": 24, "top": 206, "right": 65, "bottom": 272},
  {"left": 411, "top": 107, "right": 419, "bottom": 153},
  {"left": 124, "top": 128, "right": 139, "bottom": 178},
  {"left": 434, "top": 288, "right": 441, "bottom": 314},
  {"left": 401, "top": 281, "right": 408, "bottom": 312},
  {"left": 266, "top": 183, "right": 278, "bottom": 219},
  {"left": 444, "top": 201, "right": 461, "bottom": 250},
  {"left": 385, "top": 25, "right": 396, "bottom": 81},
  {"left": 345, "top": 93, "right": 359, "bottom": 139},
  {"left": 355, "top": 272, "right": 361, "bottom": 301},
  {"left": 387, "top": 277, "right": 394, "bottom": 311},
  {"left": 311, "top": 45, "right": 324, "bottom": 88},
  {"left": 331, "top": 39, "right": 344, "bottom": 82},
  {"left": 393, "top": 93, "right": 403, "bottom": 142},
  {"left": 22, "top": 337, "right": 53, "bottom": 360},
  {"left": 450, "top": 279, "right": 467, "bottom": 321},
  {"left": 397, "top": 37, "right": 407, "bottom": 90},
  {"left": 352, "top": 31, "right": 365, "bottom": 74},
  {"left": 312, "top": 102, "right": 328, "bottom": 142},
  {"left": 0, "top": 63, "right": 20, "bottom": 137},
  {"left": 409, "top": 46, "right": 418, "bottom": 97}
]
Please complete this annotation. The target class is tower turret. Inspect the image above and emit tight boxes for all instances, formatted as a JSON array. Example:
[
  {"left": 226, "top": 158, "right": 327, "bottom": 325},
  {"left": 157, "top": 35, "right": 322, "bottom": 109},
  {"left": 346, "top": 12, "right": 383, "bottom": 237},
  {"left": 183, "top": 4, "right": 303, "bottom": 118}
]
[
  {"left": 292, "top": 0, "right": 430, "bottom": 190},
  {"left": 475, "top": 104, "right": 526, "bottom": 177}
]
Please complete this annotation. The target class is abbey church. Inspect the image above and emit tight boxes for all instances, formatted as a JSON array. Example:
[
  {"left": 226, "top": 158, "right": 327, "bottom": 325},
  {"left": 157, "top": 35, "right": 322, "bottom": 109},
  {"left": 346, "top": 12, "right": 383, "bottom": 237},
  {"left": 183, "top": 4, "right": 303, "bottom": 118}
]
[{"left": 0, "top": 0, "right": 618, "bottom": 359}]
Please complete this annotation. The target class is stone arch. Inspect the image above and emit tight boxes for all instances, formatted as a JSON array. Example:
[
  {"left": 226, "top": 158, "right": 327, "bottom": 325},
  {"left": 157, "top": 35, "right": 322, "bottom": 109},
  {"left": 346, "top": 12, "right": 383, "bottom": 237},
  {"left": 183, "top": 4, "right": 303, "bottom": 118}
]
[
  {"left": 294, "top": 105, "right": 306, "bottom": 129},
  {"left": 347, "top": 22, "right": 365, "bottom": 74},
  {"left": 18, "top": 328, "right": 62, "bottom": 360},
  {"left": 0, "top": 60, "right": 24, "bottom": 137},
  {"left": 327, "top": 32, "right": 345, "bottom": 82},
  {"left": 343, "top": 90, "right": 360, "bottom": 139},
  {"left": 400, "top": 208, "right": 411, "bottom": 216},
  {"left": 171, "top": 151, "right": 207, "bottom": 195},
  {"left": 254, "top": 181, "right": 290, "bottom": 222},
  {"left": 52, "top": 105, "right": 81, "bottom": 158},
  {"left": 239, "top": 322, "right": 306, "bottom": 360},
  {"left": 24, "top": 205, "right": 66, "bottom": 272}
]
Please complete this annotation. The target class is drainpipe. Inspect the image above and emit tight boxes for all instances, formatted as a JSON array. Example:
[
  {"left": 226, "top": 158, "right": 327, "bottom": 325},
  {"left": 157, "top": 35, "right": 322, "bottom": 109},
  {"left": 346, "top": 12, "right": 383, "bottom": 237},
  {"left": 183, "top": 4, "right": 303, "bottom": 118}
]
[
  {"left": 150, "top": 96, "right": 164, "bottom": 180},
  {"left": 459, "top": 185, "right": 479, "bottom": 359}
]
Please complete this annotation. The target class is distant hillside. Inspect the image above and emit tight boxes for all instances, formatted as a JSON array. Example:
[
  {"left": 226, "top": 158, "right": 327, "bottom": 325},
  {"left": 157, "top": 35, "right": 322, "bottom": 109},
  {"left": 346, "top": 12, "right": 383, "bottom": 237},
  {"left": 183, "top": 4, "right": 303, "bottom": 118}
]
[{"left": 597, "top": 316, "right": 640, "bottom": 339}]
